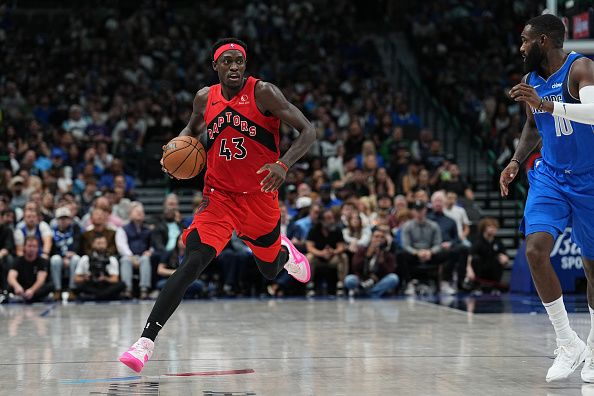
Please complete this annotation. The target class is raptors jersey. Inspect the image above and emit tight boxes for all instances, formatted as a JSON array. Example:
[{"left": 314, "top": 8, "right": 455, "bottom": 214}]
[{"left": 203, "top": 76, "right": 281, "bottom": 193}]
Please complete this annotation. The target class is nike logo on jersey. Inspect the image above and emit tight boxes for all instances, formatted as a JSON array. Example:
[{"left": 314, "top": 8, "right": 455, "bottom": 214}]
[
  {"left": 533, "top": 85, "right": 541, "bottom": 89},
  {"left": 211, "top": 101, "right": 222, "bottom": 105}
]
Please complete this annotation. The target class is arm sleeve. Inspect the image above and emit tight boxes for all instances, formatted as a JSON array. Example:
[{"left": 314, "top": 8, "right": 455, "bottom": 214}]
[
  {"left": 115, "top": 227, "right": 133, "bottom": 257},
  {"left": 552, "top": 86, "right": 594, "bottom": 124}
]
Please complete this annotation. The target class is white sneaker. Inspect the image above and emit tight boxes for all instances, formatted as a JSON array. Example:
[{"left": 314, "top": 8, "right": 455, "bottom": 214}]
[
  {"left": 119, "top": 337, "right": 155, "bottom": 373},
  {"left": 404, "top": 280, "right": 417, "bottom": 296},
  {"left": 546, "top": 332, "right": 586, "bottom": 382},
  {"left": 280, "top": 235, "right": 311, "bottom": 283},
  {"left": 582, "top": 345, "right": 594, "bottom": 382},
  {"left": 440, "top": 281, "right": 456, "bottom": 295}
]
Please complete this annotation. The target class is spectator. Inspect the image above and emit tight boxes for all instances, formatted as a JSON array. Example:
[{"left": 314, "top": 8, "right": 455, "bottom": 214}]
[
  {"left": 438, "top": 163, "right": 473, "bottom": 201},
  {"left": 81, "top": 209, "right": 117, "bottom": 256},
  {"left": 318, "top": 184, "right": 342, "bottom": 209},
  {"left": 345, "top": 226, "right": 399, "bottom": 298},
  {"left": 428, "top": 191, "right": 469, "bottom": 294},
  {"left": 306, "top": 208, "right": 348, "bottom": 296},
  {"left": 49, "top": 207, "right": 82, "bottom": 301},
  {"left": 151, "top": 206, "right": 183, "bottom": 262},
  {"left": 75, "top": 235, "right": 126, "bottom": 300},
  {"left": 342, "top": 213, "right": 372, "bottom": 254},
  {"left": 9, "top": 176, "right": 28, "bottom": 210},
  {"left": 468, "top": 218, "right": 509, "bottom": 294},
  {"left": 62, "top": 104, "right": 89, "bottom": 140},
  {"left": 288, "top": 202, "right": 320, "bottom": 252},
  {"left": 0, "top": 210, "right": 16, "bottom": 295},
  {"left": 444, "top": 190, "right": 472, "bottom": 246},
  {"left": 156, "top": 235, "right": 204, "bottom": 299},
  {"left": 81, "top": 195, "right": 124, "bottom": 229},
  {"left": 116, "top": 203, "right": 153, "bottom": 299},
  {"left": 371, "top": 167, "right": 396, "bottom": 198},
  {"left": 7, "top": 237, "right": 53, "bottom": 302},
  {"left": 98, "top": 159, "right": 135, "bottom": 193},
  {"left": 400, "top": 201, "right": 448, "bottom": 295},
  {"left": 14, "top": 209, "right": 52, "bottom": 258}
]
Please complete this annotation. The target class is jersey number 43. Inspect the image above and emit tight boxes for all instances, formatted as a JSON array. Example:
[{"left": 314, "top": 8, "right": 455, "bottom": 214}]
[{"left": 219, "top": 137, "right": 247, "bottom": 160}]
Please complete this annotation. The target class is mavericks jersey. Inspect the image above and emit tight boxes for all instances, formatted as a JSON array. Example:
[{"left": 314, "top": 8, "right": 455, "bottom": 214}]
[
  {"left": 203, "top": 76, "right": 280, "bottom": 193},
  {"left": 528, "top": 51, "right": 594, "bottom": 173}
]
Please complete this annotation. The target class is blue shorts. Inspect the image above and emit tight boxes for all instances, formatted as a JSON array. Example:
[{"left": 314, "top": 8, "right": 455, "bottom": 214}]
[{"left": 520, "top": 159, "right": 594, "bottom": 258}]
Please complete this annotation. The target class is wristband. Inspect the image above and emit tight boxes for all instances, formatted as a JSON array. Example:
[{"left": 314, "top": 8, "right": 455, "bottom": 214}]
[
  {"left": 275, "top": 160, "right": 289, "bottom": 172},
  {"left": 510, "top": 158, "right": 521, "bottom": 166}
]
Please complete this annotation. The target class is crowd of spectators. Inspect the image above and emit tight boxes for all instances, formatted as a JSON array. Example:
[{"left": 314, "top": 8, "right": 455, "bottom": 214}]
[
  {"left": 0, "top": 1, "right": 510, "bottom": 303},
  {"left": 407, "top": 0, "right": 544, "bottom": 171}
]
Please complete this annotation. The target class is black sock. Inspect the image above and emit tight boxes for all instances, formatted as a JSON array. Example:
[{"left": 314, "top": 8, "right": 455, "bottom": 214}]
[{"left": 141, "top": 230, "right": 215, "bottom": 341}]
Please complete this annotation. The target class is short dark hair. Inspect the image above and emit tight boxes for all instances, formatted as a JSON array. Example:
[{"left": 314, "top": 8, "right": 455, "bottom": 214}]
[
  {"left": 211, "top": 38, "right": 248, "bottom": 60},
  {"left": 527, "top": 14, "right": 566, "bottom": 48},
  {"left": 24, "top": 236, "right": 39, "bottom": 246}
]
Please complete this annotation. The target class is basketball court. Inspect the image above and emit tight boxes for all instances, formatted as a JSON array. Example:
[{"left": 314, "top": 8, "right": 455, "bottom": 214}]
[{"left": 1, "top": 297, "right": 592, "bottom": 395}]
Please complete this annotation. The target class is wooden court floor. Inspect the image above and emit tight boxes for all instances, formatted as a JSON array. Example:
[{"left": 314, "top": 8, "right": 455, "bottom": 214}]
[{"left": 0, "top": 297, "right": 592, "bottom": 395}]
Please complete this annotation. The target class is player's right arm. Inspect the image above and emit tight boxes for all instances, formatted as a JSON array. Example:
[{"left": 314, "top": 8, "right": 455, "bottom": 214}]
[{"left": 179, "top": 87, "right": 209, "bottom": 137}]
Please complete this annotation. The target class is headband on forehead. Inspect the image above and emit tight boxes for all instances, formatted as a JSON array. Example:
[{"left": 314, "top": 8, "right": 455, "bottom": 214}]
[{"left": 213, "top": 43, "right": 247, "bottom": 62}]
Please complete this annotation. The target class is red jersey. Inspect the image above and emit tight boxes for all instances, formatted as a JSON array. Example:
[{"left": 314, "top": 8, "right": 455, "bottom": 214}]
[{"left": 203, "top": 76, "right": 281, "bottom": 193}]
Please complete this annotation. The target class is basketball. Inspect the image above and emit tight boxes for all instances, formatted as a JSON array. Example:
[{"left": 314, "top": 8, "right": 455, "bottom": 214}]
[{"left": 161, "top": 136, "right": 206, "bottom": 179}]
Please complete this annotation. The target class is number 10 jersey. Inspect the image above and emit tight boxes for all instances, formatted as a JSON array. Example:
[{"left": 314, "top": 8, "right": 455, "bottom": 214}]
[{"left": 528, "top": 51, "right": 594, "bottom": 173}]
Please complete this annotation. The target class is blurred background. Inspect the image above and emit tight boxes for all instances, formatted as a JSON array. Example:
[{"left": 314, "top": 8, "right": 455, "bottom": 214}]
[{"left": 1, "top": 0, "right": 592, "bottom": 303}]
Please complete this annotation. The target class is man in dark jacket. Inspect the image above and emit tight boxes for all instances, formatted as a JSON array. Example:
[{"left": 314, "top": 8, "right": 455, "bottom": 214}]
[
  {"left": 344, "top": 226, "right": 399, "bottom": 298},
  {"left": 0, "top": 208, "right": 16, "bottom": 297}
]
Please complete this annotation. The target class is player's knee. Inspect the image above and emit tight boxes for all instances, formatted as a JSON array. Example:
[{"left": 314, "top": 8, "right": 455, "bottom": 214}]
[{"left": 525, "top": 243, "right": 550, "bottom": 266}]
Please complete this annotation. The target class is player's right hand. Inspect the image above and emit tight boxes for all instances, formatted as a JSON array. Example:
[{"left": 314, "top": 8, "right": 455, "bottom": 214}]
[{"left": 499, "top": 161, "right": 520, "bottom": 197}]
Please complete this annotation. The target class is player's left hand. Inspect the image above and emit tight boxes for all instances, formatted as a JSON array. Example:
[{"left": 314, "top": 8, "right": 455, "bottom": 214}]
[
  {"left": 257, "top": 162, "right": 287, "bottom": 193},
  {"left": 509, "top": 83, "right": 541, "bottom": 109}
]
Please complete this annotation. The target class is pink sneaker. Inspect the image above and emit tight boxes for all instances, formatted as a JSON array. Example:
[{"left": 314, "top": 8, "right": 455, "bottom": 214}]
[
  {"left": 280, "top": 235, "right": 311, "bottom": 283},
  {"left": 119, "top": 337, "right": 154, "bottom": 373}
]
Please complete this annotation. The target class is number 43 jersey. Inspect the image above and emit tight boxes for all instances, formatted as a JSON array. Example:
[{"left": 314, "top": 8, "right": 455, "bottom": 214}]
[
  {"left": 528, "top": 51, "right": 594, "bottom": 173},
  {"left": 203, "top": 76, "right": 281, "bottom": 193}
]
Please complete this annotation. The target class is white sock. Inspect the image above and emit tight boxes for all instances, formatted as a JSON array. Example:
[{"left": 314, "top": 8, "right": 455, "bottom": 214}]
[
  {"left": 543, "top": 296, "right": 574, "bottom": 343},
  {"left": 588, "top": 306, "right": 594, "bottom": 346}
]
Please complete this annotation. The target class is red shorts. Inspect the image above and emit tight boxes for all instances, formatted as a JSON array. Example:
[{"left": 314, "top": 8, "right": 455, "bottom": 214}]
[{"left": 182, "top": 187, "right": 281, "bottom": 262}]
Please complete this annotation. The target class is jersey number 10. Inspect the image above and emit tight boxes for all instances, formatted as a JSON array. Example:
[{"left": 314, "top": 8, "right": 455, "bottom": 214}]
[{"left": 554, "top": 115, "right": 574, "bottom": 137}]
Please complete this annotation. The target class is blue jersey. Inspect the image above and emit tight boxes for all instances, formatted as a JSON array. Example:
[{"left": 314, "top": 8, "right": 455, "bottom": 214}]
[{"left": 528, "top": 51, "right": 594, "bottom": 173}]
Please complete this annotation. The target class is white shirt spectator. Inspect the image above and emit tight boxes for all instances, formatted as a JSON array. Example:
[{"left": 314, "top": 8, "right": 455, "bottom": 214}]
[
  {"left": 13, "top": 221, "right": 53, "bottom": 246},
  {"left": 76, "top": 255, "right": 120, "bottom": 276},
  {"left": 444, "top": 205, "right": 471, "bottom": 240}
]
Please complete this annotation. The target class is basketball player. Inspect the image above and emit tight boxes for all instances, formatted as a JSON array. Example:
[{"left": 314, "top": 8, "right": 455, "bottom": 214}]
[
  {"left": 119, "top": 38, "right": 316, "bottom": 373},
  {"left": 503, "top": 14, "right": 594, "bottom": 382}
]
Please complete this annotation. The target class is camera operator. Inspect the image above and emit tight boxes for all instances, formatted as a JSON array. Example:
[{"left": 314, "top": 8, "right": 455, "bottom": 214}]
[{"left": 74, "top": 235, "right": 125, "bottom": 300}]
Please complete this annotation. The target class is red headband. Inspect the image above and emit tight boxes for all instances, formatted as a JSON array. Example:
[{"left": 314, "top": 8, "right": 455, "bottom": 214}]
[{"left": 213, "top": 43, "right": 247, "bottom": 62}]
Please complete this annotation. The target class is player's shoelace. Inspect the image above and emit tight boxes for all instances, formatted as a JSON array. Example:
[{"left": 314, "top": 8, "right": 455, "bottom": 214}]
[{"left": 553, "top": 345, "right": 574, "bottom": 367}]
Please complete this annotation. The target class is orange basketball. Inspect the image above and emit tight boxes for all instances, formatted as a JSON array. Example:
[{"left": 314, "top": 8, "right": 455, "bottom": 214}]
[{"left": 161, "top": 136, "right": 206, "bottom": 179}]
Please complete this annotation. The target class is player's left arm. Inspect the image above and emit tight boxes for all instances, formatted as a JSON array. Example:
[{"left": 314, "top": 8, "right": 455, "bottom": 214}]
[
  {"left": 255, "top": 82, "right": 316, "bottom": 193},
  {"left": 511, "top": 58, "right": 594, "bottom": 123}
]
